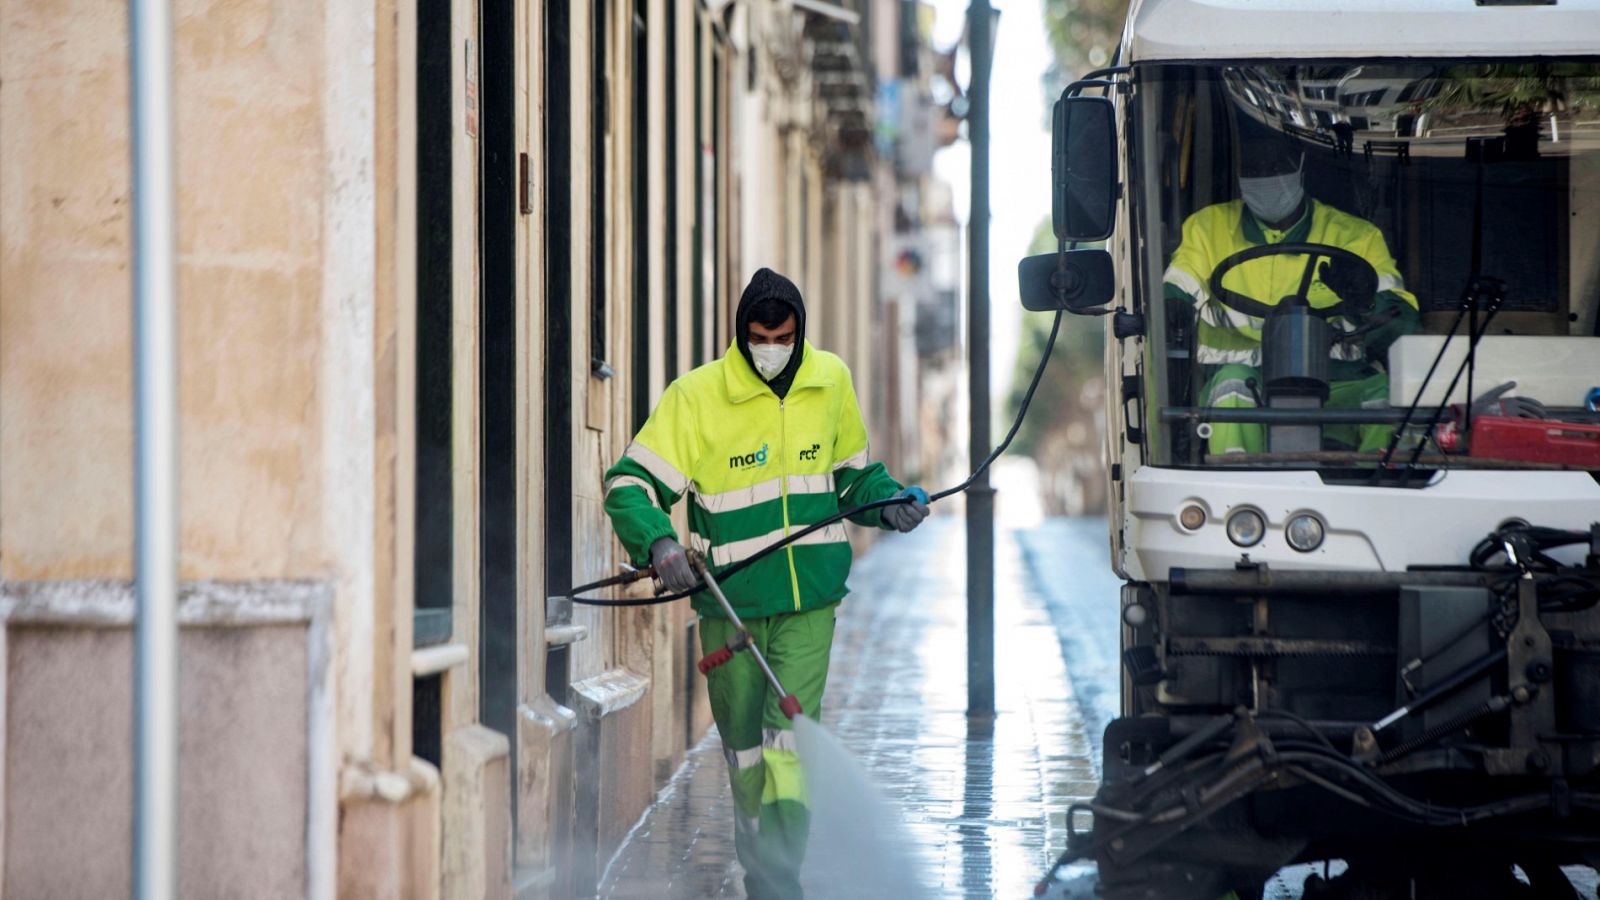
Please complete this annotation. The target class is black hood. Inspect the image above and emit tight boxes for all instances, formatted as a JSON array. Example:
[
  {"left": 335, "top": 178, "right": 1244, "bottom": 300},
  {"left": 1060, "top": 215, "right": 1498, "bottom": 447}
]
[{"left": 735, "top": 268, "right": 807, "bottom": 398}]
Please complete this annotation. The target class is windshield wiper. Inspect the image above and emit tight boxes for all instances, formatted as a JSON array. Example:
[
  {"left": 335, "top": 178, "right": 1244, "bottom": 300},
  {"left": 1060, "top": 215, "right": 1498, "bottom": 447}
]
[
  {"left": 1372, "top": 276, "right": 1506, "bottom": 485},
  {"left": 1375, "top": 136, "right": 1508, "bottom": 485}
]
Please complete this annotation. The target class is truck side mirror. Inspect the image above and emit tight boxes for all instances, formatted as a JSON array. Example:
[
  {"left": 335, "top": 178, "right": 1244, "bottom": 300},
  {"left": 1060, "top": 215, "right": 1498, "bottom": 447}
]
[
  {"left": 1053, "top": 94, "right": 1117, "bottom": 243},
  {"left": 1018, "top": 248, "right": 1114, "bottom": 313}
]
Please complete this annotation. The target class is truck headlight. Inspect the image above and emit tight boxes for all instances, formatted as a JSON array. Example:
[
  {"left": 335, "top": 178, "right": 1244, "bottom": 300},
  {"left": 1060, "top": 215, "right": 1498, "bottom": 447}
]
[
  {"left": 1285, "top": 513, "right": 1325, "bottom": 552},
  {"left": 1225, "top": 509, "right": 1265, "bottom": 547},
  {"left": 1178, "top": 504, "right": 1207, "bottom": 531}
]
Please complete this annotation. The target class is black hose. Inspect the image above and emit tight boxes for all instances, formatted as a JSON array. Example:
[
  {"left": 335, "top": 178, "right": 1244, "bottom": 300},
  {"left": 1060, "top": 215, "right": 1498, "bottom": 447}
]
[
  {"left": 1470, "top": 523, "right": 1589, "bottom": 570},
  {"left": 1092, "top": 741, "right": 1590, "bottom": 840},
  {"left": 1256, "top": 709, "right": 1341, "bottom": 754},
  {"left": 1537, "top": 575, "right": 1600, "bottom": 613},
  {"left": 568, "top": 308, "right": 1067, "bottom": 606},
  {"left": 1274, "top": 749, "right": 1566, "bottom": 825}
]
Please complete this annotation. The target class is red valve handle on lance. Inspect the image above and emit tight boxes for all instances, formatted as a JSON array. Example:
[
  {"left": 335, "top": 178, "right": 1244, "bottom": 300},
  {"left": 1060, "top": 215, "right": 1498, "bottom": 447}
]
[{"left": 690, "top": 553, "right": 805, "bottom": 720}]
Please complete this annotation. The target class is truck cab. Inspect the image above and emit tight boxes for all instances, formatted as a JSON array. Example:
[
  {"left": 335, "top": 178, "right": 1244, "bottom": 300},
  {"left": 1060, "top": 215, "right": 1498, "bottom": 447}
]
[{"left": 1022, "top": 0, "right": 1600, "bottom": 895}]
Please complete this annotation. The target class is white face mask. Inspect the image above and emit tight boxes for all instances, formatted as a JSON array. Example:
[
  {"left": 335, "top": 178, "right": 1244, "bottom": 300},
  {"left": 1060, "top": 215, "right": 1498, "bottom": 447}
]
[
  {"left": 751, "top": 343, "right": 794, "bottom": 381},
  {"left": 1239, "top": 155, "right": 1305, "bottom": 225}
]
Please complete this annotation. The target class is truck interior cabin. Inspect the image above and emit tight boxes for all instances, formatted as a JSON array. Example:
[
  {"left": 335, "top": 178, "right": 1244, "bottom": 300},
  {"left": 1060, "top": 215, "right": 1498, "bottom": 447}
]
[{"left": 1135, "top": 62, "right": 1600, "bottom": 471}]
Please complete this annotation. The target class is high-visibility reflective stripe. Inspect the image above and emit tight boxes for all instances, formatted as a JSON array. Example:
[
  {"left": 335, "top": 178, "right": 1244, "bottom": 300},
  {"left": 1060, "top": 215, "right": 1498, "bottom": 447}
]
[
  {"left": 1207, "top": 378, "right": 1256, "bottom": 407},
  {"left": 697, "top": 477, "right": 784, "bottom": 513},
  {"left": 1316, "top": 316, "right": 1366, "bottom": 362},
  {"left": 1197, "top": 334, "right": 1362, "bottom": 364},
  {"left": 695, "top": 474, "right": 834, "bottom": 514},
  {"left": 762, "top": 727, "right": 800, "bottom": 752},
  {"left": 724, "top": 743, "right": 764, "bottom": 771},
  {"left": 787, "top": 473, "right": 833, "bottom": 495},
  {"left": 603, "top": 475, "right": 659, "bottom": 508},
  {"left": 1196, "top": 345, "right": 1262, "bottom": 366},
  {"left": 1164, "top": 266, "right": 1208, "bottom": 302},
  {"left": 1203, "top": 303, "right": 1261, "bottom": 335},
  {"left": 832, "top": 448, "right": 870, "bottom": 471},
  {"left": 691, "top": 522, "right": 849, "bottom": 568},
  {"left": 1378, "top": 273, "right": 1404, "bottom": 294},
  {"left": 736, "top": 814, "right": 761, "bottom": 837},
  {"left": 624, "top": 441, "right": 690, "bottom": 495}
]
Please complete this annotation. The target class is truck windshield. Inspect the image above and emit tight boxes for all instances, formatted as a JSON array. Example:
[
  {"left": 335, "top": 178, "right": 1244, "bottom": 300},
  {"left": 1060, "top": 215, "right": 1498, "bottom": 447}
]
[{"left": 1134, "top": 61, "right": 1600, "bottom": 472}]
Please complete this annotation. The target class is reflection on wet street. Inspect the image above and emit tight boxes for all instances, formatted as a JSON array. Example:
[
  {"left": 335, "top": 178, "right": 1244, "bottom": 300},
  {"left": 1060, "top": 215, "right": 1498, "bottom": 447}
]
[
  {"left": 598, "top": 511, "right": 1600, "bottom": 899},
  {"left": 601, "top": 516, "right": 1120, "bottom": 898}
]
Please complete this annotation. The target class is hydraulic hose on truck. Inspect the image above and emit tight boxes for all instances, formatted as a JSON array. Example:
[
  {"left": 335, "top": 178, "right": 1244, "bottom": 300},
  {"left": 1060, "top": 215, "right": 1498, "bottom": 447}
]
[{"left": 561, "top": 308, "right": 1066, "bottom": 610}]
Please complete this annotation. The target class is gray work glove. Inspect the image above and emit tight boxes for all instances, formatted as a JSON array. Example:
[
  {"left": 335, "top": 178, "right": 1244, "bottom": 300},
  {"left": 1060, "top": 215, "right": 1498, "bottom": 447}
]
[
  {"left": 881, "top": 486, "right": 930, "bottom": 533},
  {"left": 650, "top": 537, "right": 700, "bottom": 593},
  {"left": 1471, "top": 381, "right": 1548, "bottom": 419}
]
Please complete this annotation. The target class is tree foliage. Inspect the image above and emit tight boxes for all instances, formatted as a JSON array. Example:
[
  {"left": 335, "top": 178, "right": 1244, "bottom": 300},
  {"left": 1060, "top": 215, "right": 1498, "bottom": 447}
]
[
  {"left": 1000, "top": 0, "right": 1130, "bottom": 513},
  {"left": 1043, "top": 0, "right": 1128, "bottom": 71},
  {"left": 1003, "top": 219, "right": 1106, "bottom": 458},
  {"left": 1039, "top": 0, "right": 1133, "bottom": 118}
]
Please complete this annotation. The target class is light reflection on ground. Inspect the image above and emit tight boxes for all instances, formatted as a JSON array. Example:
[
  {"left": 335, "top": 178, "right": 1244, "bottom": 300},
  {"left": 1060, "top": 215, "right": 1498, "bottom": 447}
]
[{"left": 602, "top": 517, "right": 1104, "bottom": 898}]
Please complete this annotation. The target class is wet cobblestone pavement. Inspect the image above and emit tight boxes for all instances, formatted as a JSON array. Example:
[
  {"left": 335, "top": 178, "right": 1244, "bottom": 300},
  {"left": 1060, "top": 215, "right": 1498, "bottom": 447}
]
[{"left": 600, "top": 517, "right": 1113, "bottom": 899}]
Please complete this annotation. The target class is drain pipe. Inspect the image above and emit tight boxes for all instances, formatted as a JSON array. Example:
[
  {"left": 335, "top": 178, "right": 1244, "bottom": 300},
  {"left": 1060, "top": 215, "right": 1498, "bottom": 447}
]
[
  {"left": 965, "top": 0, "right": 999, "bottom": 720},
  {"left": 130, "top": 0, "right": 180, "bottom": 895}
]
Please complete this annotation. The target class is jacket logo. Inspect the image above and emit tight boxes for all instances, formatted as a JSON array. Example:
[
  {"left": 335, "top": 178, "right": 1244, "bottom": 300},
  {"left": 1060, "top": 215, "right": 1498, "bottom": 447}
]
[
  {"left": 799, "top": 443, "right": 821, "bottom": 461},
  {"left": 729, "top": 444, "right": 769, "bottom": 469}
]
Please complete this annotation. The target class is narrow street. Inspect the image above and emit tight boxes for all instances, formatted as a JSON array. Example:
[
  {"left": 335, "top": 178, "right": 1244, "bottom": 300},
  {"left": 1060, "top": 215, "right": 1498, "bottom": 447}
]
[
  {"left": 599, "top": 513, "right": 1123, "bottom": 899},
  {"left": 16, "top": 0, "right": 1600, "bottom": 893}
]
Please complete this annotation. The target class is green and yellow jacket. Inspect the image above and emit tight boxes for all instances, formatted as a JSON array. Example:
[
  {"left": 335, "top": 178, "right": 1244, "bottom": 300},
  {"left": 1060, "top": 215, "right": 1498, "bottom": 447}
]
[
  {"left": 602, "top": 341, "right": 903, "bottom": 619},
  {"left": 1163, "top": 198, "right": 1420, "bottom": 380}
]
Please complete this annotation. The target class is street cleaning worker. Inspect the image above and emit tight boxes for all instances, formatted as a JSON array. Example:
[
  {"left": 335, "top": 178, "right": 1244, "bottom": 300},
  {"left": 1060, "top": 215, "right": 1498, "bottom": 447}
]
[
  {"left": 601, "top": 267, "right": 929, "bottom": 899},
  {"left": 1163, "top": 133, "right": 1419, "bottom": 455}
]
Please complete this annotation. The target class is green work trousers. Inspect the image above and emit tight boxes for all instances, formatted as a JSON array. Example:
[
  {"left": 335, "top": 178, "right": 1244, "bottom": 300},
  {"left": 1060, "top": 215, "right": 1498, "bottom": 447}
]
[
  {"left": 699, "top": 604, "right": 837, "bottom": 900},
  {"left": 1201, "top": 364, "right": 1391, "bottom": 455}
]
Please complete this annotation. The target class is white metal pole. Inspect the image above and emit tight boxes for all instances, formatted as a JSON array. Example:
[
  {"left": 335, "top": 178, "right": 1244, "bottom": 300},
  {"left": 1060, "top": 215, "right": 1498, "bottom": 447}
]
[
  {"left": 965, "top": 0, "right": 997, "bottom": 720},
  {"left": 130, "top": 0, "right": 179, "bottom": 895}
]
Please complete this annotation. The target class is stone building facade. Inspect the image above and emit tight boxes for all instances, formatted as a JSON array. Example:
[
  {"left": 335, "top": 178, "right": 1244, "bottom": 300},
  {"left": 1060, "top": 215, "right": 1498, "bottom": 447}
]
[{"left": 0, "top": 0, "right": 952, "bottom": 896}]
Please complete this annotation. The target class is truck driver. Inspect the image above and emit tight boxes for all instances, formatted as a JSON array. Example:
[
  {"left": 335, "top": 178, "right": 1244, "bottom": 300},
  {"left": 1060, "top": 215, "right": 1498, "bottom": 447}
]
[{"left": 1162, "top": 134, "right": 1420, "bottom": 456}]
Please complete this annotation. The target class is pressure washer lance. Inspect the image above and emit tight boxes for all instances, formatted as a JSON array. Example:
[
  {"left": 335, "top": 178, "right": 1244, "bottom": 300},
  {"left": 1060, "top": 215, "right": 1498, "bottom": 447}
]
[{"left": 688, "top": 551, "right": 804, "bottom": 720}]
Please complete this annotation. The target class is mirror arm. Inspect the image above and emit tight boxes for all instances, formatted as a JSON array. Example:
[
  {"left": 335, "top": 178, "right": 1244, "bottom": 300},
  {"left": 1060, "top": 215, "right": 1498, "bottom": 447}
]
[
  {"left": 1065, "top": 66, "right": 1130, "bottom": 98},
  {"left": 1064, "top": 78, "right": 1119, "bottom": 98},
  {"left": 1054, "top": 238, "right": 1073, "bottom": 294},
  {"left": 1080, "top": 65, "right": 1131, "bottom": 82},
  {"left": 1053, "top": 241, "right": 1111, "bottom": 315},
  {"left": 1113, "top": 309, "right": 1144, "bottom": 338}
]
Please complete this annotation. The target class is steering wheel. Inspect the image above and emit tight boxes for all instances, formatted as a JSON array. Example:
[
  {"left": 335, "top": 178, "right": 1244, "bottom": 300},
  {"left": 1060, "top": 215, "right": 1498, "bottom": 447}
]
[{"left": 1206, "top": 242, "right": 1377, "bottom": 320}]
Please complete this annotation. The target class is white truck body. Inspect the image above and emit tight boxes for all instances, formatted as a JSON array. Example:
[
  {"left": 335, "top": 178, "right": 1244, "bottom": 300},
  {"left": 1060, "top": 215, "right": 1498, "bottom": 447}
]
[
  {"left": 1033, "top": 1, "right": 1600, "bottom": 894},
  {"left": 1103, "top": 0, "right": 1600, "bottom": 581}
]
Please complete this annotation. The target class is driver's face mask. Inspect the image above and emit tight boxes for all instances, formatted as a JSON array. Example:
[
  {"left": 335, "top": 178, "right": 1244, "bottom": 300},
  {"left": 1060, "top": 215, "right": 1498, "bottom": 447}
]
[{"left": 1238, "top": 152, "right": 1305, "bottom": 226}]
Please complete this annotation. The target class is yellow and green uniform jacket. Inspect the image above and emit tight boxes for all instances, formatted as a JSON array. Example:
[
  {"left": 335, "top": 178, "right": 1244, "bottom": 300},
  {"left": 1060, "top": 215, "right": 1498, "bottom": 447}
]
[
  {"left": 1163, "top": 198, "right": 1420, "bottom": 381},
  {"left": 603, "top": 340, "right": 903, "bottom": 620}
]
